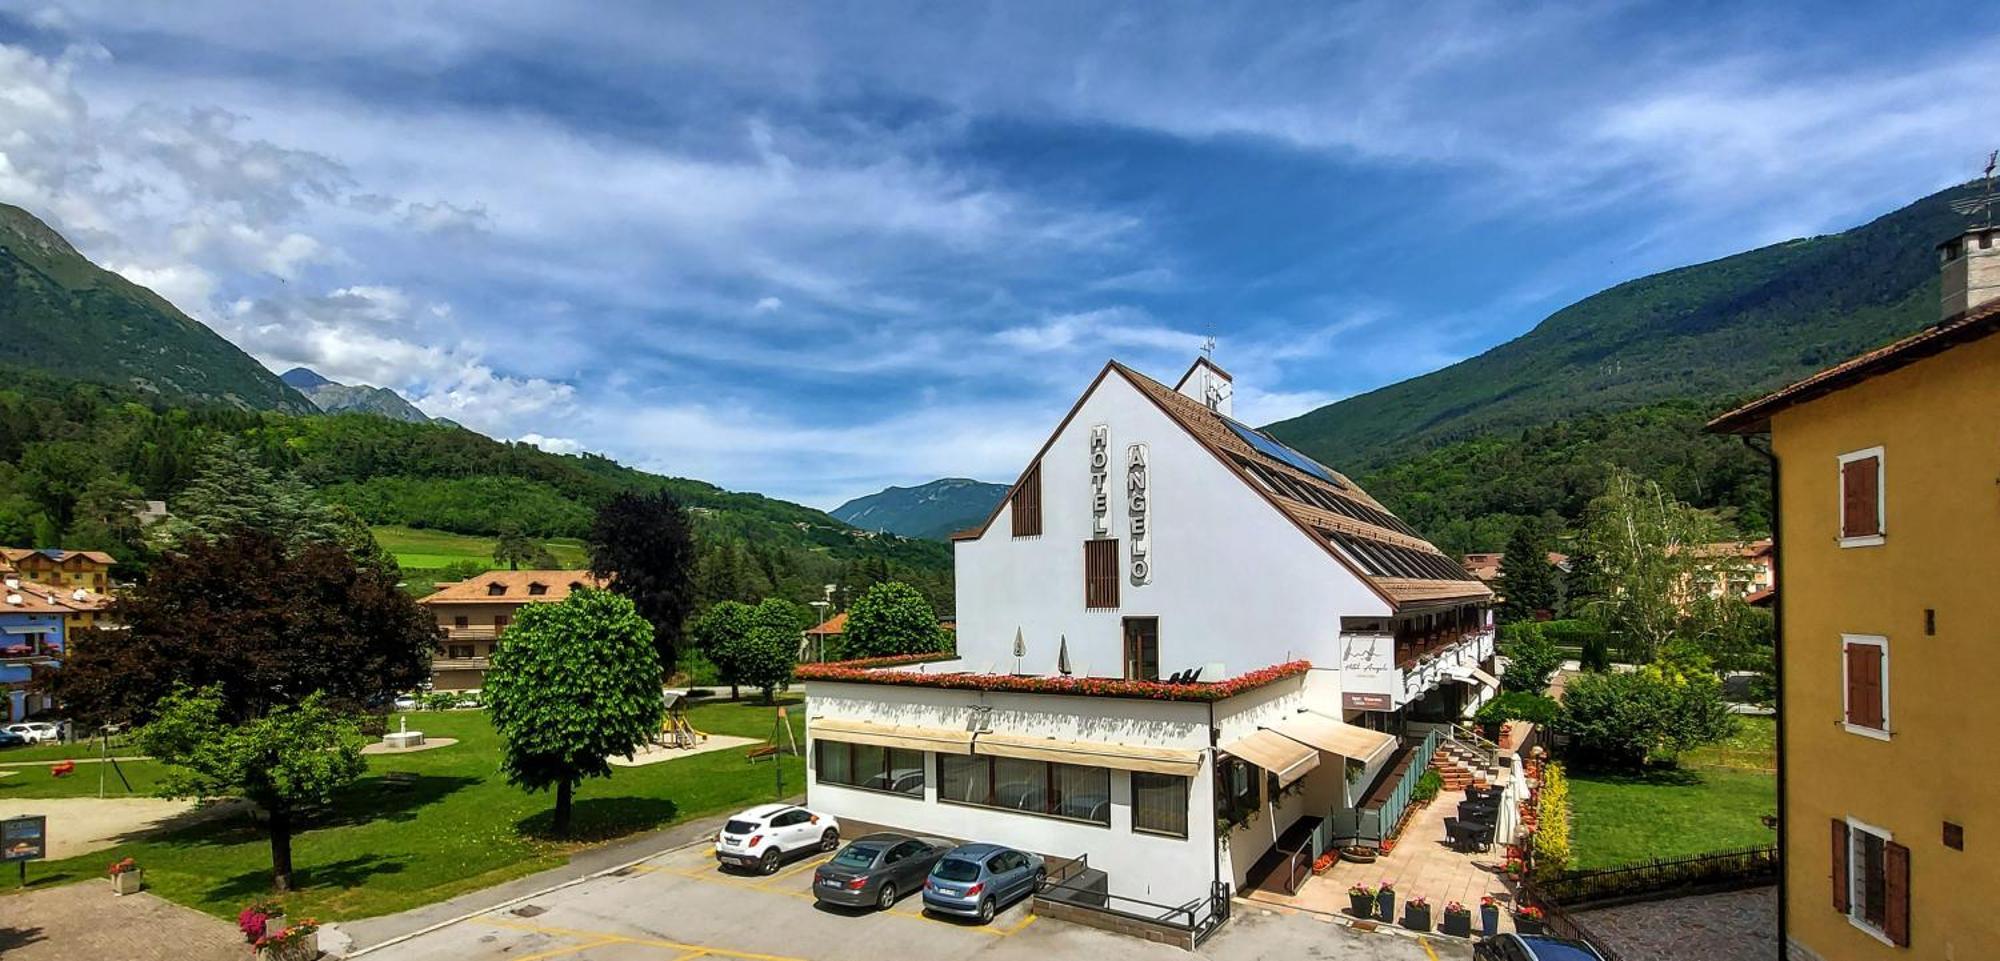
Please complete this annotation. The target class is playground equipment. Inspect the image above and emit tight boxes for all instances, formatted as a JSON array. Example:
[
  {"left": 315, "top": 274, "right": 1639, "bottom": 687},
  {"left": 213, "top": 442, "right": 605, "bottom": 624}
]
[
  {"left": 658, "top": 691, "right": 709, "bottom": 750},
  {"left": 745, "top": 705, "right": 800, "bottom": 762}
]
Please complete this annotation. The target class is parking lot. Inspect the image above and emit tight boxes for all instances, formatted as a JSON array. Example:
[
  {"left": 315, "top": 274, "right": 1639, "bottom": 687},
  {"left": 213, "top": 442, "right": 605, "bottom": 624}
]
[{"left": 359, "top": 836, "right": 1466, "bottom": 961}]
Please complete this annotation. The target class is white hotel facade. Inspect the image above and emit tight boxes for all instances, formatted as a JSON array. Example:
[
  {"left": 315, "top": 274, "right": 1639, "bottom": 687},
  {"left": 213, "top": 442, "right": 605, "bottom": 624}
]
[{"left": 802, "top": 358, "right": 1498, "bottom": 928}]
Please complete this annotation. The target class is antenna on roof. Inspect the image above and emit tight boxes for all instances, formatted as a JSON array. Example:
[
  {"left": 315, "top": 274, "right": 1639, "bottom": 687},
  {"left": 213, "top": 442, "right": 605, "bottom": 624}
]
[
  {"left": 1948, "top": 149, "right": 2000, "bottom": 229},
  {"left": 1200, "top": 334, "right": 1216, "bottom": 361}
]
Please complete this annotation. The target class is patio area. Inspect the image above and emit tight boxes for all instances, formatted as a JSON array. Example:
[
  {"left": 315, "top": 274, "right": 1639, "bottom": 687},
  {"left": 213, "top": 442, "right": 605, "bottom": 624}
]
[{"left": 1246, "top": 788, "right": 1518, "bottom": 934}]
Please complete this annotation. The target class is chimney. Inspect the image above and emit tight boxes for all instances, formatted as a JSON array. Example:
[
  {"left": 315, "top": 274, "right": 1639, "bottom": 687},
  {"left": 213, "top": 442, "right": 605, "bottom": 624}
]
[
  {"left": 1174, "top": 356, "right": 1234, "bottom": 418},
  {"left": 1938, "top": 227, "right": 2000, "bottom": 321}
]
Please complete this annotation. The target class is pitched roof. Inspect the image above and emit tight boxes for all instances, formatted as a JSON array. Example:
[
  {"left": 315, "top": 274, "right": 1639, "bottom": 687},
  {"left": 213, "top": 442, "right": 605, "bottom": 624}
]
[
  {"left": 1708, "top": 300, "right": 2000, "bottom": 434},
  {"left": 0, "top": 575, "right": 108, "bottom": 614},
  {"left": 0, "top": 547, "right": 117, "bottom": 565},
  {"left": 418, "top": 570, "right": 602, "bottom": 605},
  {"left": 806, "top": 612, "right": 847, "bottom": 636},
  {"left": 959, "top": 360, "right": 1489, "bottom": 610}
]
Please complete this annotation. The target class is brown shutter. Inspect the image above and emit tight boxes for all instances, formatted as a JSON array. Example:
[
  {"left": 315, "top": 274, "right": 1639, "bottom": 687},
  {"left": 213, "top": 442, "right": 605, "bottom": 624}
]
[
  {"left": 1845, "top": 644, "right": 1884, "bottom": 729},
  {"left": 1832, "top": 819, "right": 1850, "bottom": 913},
  {"left": 1010, "top": 462, "right": 1042, "bottom": 537},
  {"left": 1842, "top": 456, "right": 1880, "bottom": 537},
  {"left": 1884, "top": 840, "right": 1910, "bottom": 946},
  {"left": 1084, "top": 539, "right": 1120, "bottom": 609}
]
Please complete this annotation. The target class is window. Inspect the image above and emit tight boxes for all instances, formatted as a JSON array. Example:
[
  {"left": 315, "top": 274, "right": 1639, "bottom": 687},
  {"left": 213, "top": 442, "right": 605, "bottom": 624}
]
[
  {"left": 486, "top": 582, "right": 506, "bottom": 596},
  {"left": 1123, "top": 617, "right": 1159, "bottom": 681},
  {"left": 1084, "top": 539, "right": 1120, "bottom": 609},
  {"left": 1834, "top": 818, "right": 1909, "bottom": 946},
  {"left": 1011, "top": 462, "right": 1043, "bottom": 537},
  {"left": 1215, "top": 754, "right": 1261, "bottom": 827},
  {"left": 527, "top": 582, "right": 548, "bottom": 596},
  {"left": 1838, "top": 448, "right": 1884, "bottom": 546},
  {"left": 937, "top": 755, "right": 1111, "bottom": 826},
  {"left": 453, "top": 615, "right": 469, "bottom": 629},
  {"left": 1842, "top": 635, "right": 1889, "bottom": 738},
  {"left": 1132, "top": 772, "right": 1189, "bottom": 837},
  {"left": 494, "top": 614, "right": 511, "bottom": 630},
  {"left": 814, "top": 741, "right": 924, "bottom": 797},
  {"left": 447, "top": 644, "right": 474, "bottom": 659}
]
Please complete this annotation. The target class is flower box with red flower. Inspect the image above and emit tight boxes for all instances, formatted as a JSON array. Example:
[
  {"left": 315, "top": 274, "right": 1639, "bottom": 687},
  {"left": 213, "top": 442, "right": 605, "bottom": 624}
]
[
  {"left": 106, "top": 857, "right": 142, "bottom": 896},
  {"left": 1440, "top": 900, "right": 1473, "bottom": 937},
  {"left": 254, "top": 917, "right": 320, "bottom": 961}
]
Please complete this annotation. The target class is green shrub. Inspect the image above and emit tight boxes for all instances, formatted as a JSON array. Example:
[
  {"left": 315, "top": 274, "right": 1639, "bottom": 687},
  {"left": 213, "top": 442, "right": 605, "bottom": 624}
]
[
  {"left": 1556, "top": 668, "right": 1738, "bottom": 768},
  {"left": 1475, "top": 691, "right": 1560, "bottom": 727},
  {"left": 1411, "top": 768, "right": 1443, "bottom": 803},
  {"left": 1533, "top": 762, "right": 1573, "bottom": 878},
  {"left": 1541, "top": 619, "right": 1607, "bottom": 651},
  {"left": 1500, "top": 622, "right": 1564, "bottom": 694}
]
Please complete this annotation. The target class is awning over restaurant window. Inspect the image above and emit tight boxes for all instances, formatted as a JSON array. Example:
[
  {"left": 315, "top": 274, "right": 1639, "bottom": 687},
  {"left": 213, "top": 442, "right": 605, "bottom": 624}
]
[
  {"left": 972, "top": 732, "right": 1202, "bottom": 777},
  {"left": 1220, "top": 729, "right": 1320, "bottom": 786},
  {"left": 1268, "top": 712, "right": 1397, "bottom": 765},
  {"left": 1444, "top": 664, "right": 1501, "bottom": 689},
  {"left": 809, "top": 718, "right": 974, "bottom": 755}
]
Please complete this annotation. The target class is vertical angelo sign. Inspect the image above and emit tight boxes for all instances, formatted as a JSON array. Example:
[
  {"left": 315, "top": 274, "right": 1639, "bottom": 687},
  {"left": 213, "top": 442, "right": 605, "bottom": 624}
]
[{"left": 1126, "top": 443, "right": 1151, "bottom": 585}]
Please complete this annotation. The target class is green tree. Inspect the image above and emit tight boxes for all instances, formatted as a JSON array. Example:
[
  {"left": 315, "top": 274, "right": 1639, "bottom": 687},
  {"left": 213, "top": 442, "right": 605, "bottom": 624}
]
[
  {"left": 484, "top": 589, "right": 664, "bottom": 836},
  {"left": 157, "top": 438, "right": 349, "bottom": 550},
  {"left": 1498, "top": 622, "right": 1563, "bottom": 695},
  {"left": 738, "top": 598, "right": 809, "bottom": 702},
  {"left": 137, "top": 686, "right": 366, "bottom": 891},
  {"left": 1496, "top": 517, "right": 1562, "bottom": 622},
  {"left": 1578, "top": 470, "right": 1732, "bottom": 663},
  {"left": 492, "top": 522, "right": 556, "bottom": 570},
  {"left": 66, "top": 474, "right": 146, "bottom": 560},
  {"left": 844, "top": 581, "right": 944, "bottom": 659},
  {"left": 1555, "top": 667, "right": 1737, "bottom": 769},
  {"left": 589, "top": 491, "right": 697, "bottom": 673},
  {"left": 691, "top": 600, "right": 755, "bottom": 699}
]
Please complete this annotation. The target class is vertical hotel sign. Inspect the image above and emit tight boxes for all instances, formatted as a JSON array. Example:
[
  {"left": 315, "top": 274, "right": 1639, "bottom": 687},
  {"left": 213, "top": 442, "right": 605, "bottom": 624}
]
[
  {"left": 1127, "top": 443, "right": 1151, "bottom": 585},
  {"left": 1089, "top": 425, "right": 1111, "bottom": 537}
]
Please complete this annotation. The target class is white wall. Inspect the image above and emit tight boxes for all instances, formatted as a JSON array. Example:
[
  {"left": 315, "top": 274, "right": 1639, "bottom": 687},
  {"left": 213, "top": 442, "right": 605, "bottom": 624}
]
[{"left": 955, "top": 369, "right": 1391, "bottom": 682}]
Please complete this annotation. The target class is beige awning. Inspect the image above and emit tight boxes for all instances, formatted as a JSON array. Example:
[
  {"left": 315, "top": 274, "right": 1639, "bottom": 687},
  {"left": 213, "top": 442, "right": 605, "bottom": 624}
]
[
  {"left": 1467, "top": 665, "right": 1500, "bottom": 689},
  {"left": 1269, "top": 712, "right": 1397, "bottom": 765},
  {"left": 1445, "top": 664, "right": 1501, "bottom": 690},
  {"left": 972, "top": 732, "right": 1201, "bottom": 777},
  {"left": 1220, "top": 729, "right": 1320, "bottom": 786},
  {"left": 810, "top": 718, "right": 974, "bottom": 755}
]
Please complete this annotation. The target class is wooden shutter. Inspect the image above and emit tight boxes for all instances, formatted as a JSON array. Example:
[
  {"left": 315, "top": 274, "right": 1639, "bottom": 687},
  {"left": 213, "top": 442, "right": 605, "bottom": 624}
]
[
  {"left": 1010, "top": 462, "right": 1042, "bottom": 537},
  {"left": 1832, "top": 819, "right": 1850, "bottom": 913},
  {"left": 1084, "top": 539, "right": 1120, "bottom": 609},
  {"left": 1845, "top": 643, "right": 1884, "bottom": 729},
  {"left": 1884, "top": 840, "right": 1910, "bottom": 946},
  {"left": 1842, "top": 456, "right": 1880, "bottom": 537}
]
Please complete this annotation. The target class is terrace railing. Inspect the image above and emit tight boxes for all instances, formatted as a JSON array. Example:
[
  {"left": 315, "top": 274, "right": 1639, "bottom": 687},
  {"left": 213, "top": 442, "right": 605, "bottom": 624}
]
[
  {"left": 1360, "top": 725, "right": 1440, "bottom": 845},
  {"left": 1034, "top": 855, "right": 1233, "bottom": 948}
]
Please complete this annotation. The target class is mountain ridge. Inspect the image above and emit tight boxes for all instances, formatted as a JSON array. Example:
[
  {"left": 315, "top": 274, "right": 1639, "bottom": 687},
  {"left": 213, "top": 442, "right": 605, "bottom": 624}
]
[
  {"left": 281, "top": 366, "right": 435, "bottom": 424},
  {"left": 832, "top": 477, "right": 1008, "bottom": 540}
]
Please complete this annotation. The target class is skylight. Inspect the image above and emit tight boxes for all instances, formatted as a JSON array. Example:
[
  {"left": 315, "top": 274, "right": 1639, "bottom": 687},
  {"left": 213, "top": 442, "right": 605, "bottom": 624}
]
[{"left": 1223, "top": 418, "right": 1345, "bottom": 488}]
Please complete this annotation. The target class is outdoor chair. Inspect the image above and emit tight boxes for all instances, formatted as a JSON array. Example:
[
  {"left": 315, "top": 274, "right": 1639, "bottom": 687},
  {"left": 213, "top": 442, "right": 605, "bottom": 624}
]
[
  {"left": 1467, "top": 785, "right": 1503, "bottom": 804},
  {"left": 1444, "top": 817, "right": 1487, "bottom": 852}
]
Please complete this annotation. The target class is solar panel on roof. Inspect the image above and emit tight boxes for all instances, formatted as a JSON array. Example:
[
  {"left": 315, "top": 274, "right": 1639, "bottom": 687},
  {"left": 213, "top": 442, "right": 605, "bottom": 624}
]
[{"left": 1223, "top": 419, "right": 1346, "bottom": 488}]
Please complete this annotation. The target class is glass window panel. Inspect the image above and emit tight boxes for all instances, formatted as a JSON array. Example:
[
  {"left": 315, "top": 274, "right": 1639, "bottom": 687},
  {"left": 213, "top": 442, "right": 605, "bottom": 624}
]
[
  {"left": 994, "top": 757, "right": 1050, "bottom": 813},
  {"left": 1054, "top": 764, "right": 1111, "bottom": 824},
  {"left": 887, "top": 748, "right": 926, "bottom": 796},
  {"left": 940, "top": 755, "right": 988, "bottom": 805},
  {"left": 1133, "top": 773, "right": 1189, "bottom": 836},
  {"left": 818, "top": 741, "right": 851, "bottom": 786},
  {"left": 853, "top": 743, "right": 889, "bottom": 790}
]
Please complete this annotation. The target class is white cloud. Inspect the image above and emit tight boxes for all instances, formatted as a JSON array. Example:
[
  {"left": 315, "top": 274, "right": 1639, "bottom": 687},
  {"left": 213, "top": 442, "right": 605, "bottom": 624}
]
[
  {"left": 752, "top": 295, "right": 783, "bottom": 313},
  {"left": 516, "top": 433, "right": 583, "bottom": 455}
]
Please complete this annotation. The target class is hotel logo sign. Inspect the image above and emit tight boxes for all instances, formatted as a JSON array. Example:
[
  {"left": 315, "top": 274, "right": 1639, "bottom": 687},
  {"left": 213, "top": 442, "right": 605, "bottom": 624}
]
[
  {"left": 1127, "top": 443, "right": 1151, "bottom": 585},
  {"left": 1089, "top": 425, "right": 1111, "bottom": 538}
]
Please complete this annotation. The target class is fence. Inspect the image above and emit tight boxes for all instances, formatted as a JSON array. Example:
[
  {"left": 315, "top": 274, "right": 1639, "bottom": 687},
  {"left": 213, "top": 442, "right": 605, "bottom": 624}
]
[
  {"left": 1034, "top": 855, "right": 1233, "bottom": 950},
  {"left": 1370, "top": 726, "right": 1441, "bottom": 844}
]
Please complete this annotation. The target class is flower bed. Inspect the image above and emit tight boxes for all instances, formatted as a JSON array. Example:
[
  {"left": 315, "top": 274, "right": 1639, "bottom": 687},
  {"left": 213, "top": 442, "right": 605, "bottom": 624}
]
[
  {"left": 797, "top": 651, "right": 961, "bottom": 672},
  {"left": 796, "top": 658, "right": 1311, "bottom": 702}
]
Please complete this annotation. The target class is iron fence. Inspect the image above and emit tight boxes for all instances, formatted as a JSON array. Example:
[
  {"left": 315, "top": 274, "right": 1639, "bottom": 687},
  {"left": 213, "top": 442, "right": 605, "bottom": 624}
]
[{"left": 1531, "top": 845, "right": 1778, "bottom": 906}]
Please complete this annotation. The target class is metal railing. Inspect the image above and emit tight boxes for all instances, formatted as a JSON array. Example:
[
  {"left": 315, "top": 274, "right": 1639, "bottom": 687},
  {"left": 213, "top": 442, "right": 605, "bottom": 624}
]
[
  {"left": 1368, "top": 725, "right": 1440, "bottom": 843},
  {"left": 1035, "top": 855, "right": 1233, "bottom": 946}
]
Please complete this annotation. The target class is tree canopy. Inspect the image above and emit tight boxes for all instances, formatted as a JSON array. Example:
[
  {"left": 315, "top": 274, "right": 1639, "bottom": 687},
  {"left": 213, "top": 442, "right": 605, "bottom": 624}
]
[
  {"left": 483, "top": 588, "right": 664, "bottom": 836},
  {"left": 843, "top": 581, "right": 945, "bottom": 659},
  {"left": 1579, "top": 470, "right": 1737, "bottom": 664},
  {"left": 1496, "top": 516, "right": 1563, "bottom": 622},
  {"left": 493, "top": 521, "right": 557, "bottom": 570},
  {"left": 738, "top": 598, "right": 809, "bottom": 702},
  {"left": 589, "top": 490, "right": 698, "bottom": 672}
]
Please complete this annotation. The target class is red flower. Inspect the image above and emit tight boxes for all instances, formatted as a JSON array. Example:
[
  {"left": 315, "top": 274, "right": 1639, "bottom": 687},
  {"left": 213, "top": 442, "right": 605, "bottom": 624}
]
[{"left": 797, "top": 658, "right": 1312, "bottom": 702}]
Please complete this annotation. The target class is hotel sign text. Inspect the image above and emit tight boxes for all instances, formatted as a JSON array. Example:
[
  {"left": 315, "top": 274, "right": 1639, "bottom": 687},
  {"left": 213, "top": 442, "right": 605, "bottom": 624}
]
[
  {"left": 1127, "top": 443, "right": 1151, "bottom": 585},
  {"left": 1089, "top": 425, "right": 1111, "bottom": 538}
]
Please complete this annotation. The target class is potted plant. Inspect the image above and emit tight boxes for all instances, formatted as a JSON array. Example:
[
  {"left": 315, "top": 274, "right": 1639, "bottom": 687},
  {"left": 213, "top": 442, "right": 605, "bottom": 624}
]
[
  {"left": 254, "top": 917, "right": 320, "bottom": 961},
  {"left": 1503, "top": 857, "right": 1525, "bottom": 881},
  {"left": 1441, "top": 901, "right": 1472, "bottom": 937},
  {"left": 239, "top": 900, "right": 286, "bottom": 943},
  {"left": 1480, "top": 895, "right": 1502, "bottom": 936},
  {"left": 106, "top": 857, "right": 142, "bottom": 895},
  {"left": 1514, "top": 904, "right": 1547, "bottom": 935},
  {"left": 1312, "top": 851, "right": 1337, "bottom": 876},
  {"left": 1346, "top": 883, "right": 1375, "bottom": 920},
  {"left": 1402, "top": 895, "right": 1431, "bottom": 932},
  {"left": 1375, "top": 879, "right": 1396, "bottom": 922}
]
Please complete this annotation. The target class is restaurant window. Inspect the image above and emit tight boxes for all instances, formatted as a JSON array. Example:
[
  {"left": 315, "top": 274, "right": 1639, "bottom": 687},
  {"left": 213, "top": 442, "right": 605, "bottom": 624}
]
[
  {"left": 1010, "top": 462, "right": 1042, "bottom": 537},
  {"left": 1215, "top": 754, "right": 1260, "bottom": 827},
  {"left": 1834, "top": 818, "right": 1909, "bottom": 946},
  {"left": 1838, "top": 448, "right": 1884, "bottom": 546},
  {"left": 938, "top": 755, "right": 1111, "bottom": 826},
  {"left": 1084, "top": 539, "right": 1120, "bottom": 609},
  {"left": 814, "top": 741, "right": 924, "bottom": 797},
  {"left": 1133, "top": 772, "right": 1189, "bottom": 837},
  {"left": 1842, "top": 635, "right": 1888, "bottom": 737},
  {"left": 1123, "top": 617, "right": 1159, "bottom": 681}
]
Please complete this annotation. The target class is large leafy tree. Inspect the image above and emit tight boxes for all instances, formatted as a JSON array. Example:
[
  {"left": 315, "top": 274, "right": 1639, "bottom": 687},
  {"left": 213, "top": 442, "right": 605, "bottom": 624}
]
[
  {"left": 1496, "top": 516, "right": 1562, "bottom": 622},
  {"left": 46, "top": 530, "right": 437, "bottom": 725},
  {"left": 492, "top": 521, "right": 556, "bottom": 570},
  {"left": 588, "top": 490, "right": 697, "bottom": 672},
  {"left": 484, "top": 589, "right": 664, "bottom": 836},
  {"left": 155, "top": 438, "right": 351, "bottom": 551},
  {"left": 738, "top": 598, "right": 809, "bottom": 703},
  {"left": 138, "top": 686, "right": 366, "bottom": 891},
  {"left": 1555, "top": 667, "right": 1736, "bottom": 769},
  {"left": 843, "top": 581, "right": 945, "bottom": 659},
  {"left": 1578, "top": 470, "right": 1733, "bottom": 664},
  {"left": 691, "top": 600, "right": 755, "bottom": 699}
]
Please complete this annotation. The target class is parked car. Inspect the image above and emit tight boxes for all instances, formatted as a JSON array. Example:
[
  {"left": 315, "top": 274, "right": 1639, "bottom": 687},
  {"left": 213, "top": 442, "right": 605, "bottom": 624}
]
[
  {"left": 812, "top": 833, "right": 954, "bottom": 910},
  {"left": 921, "top": 843, "right": 1044, "bottom": 923},
  {"left": 714, "top": 803, "right": 839, "bottom": 874},
  {"left": 3, "top": 722, "right": 58, "bottom": 744},
  {"left": 1475, "top": 934, "right": 1607, "bottom": 961},
  {"left": 393, "top": 695, "right": 419, "bottom": 711},
  {"left": 0, "top": 730, "right": 27, "bottom": 749}
]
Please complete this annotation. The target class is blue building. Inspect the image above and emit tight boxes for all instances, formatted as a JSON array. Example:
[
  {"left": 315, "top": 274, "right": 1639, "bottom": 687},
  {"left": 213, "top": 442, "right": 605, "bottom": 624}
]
[{"left": 1, "top": 576, "right": 75, "bottom": 722}]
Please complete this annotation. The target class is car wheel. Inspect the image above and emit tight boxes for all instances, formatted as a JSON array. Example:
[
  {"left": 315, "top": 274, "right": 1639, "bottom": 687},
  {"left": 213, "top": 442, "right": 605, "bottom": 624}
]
[
  {"left": 977, "top": 898, "right": 995, "bottom": 924},
  {"left": 760, "top": 848, "right": 782, "bottom": 875},
  {"left": 877, "top": 882, "right": 897, "bottom": 910},
  {"left": 1033, "top": 866, "right": 1047, "bottom": 890},
  {"left": 820, "top": 827, "right": 839, "bottom": 852}
]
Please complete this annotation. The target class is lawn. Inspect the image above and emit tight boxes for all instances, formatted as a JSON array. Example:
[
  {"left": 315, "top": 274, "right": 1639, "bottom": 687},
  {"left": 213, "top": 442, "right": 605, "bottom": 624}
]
[
  {"left": 371, "top": 525, "right": 590, "bottom": 571},
  {"left": 1, "top": 694, "right": 806, "bottom": 921},
  {"left": 1566, "top": 716, "right": 1777, "bottom": 870}
]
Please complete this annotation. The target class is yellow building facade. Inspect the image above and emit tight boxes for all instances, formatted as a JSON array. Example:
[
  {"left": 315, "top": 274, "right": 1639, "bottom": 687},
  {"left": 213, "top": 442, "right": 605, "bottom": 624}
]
[{"left": 1713, "top": 235, "right": 2000, "bottom": 960}]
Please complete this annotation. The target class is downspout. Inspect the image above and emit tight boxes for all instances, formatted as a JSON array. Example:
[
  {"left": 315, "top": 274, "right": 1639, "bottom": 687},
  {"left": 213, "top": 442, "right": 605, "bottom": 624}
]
[
  {"left": 1208, "top": 698, "right": 1221, "bottom": 901},
  {"left": 1742, "top": 434, "right": 1785, "bottom": 961}
]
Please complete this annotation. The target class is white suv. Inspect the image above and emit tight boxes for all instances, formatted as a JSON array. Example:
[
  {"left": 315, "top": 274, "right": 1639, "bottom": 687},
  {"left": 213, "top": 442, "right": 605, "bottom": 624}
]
[
  {"left": 714, "top": 803, "right": 840, "bottom": 874},
  {"left": 4, "top": 722, "right": 58, "bottom": 744}
]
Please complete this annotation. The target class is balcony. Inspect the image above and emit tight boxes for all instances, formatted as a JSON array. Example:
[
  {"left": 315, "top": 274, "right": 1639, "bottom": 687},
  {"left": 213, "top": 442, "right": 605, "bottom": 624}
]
[
  {"left": 441, "top": 625, "right": 504, "bottom": 641},
  {"left": 431, "top": 656, "right": 491, "bottom": 673},
  {"left": 1337, "top": 626, "right": 1495, "bottom": 713}
]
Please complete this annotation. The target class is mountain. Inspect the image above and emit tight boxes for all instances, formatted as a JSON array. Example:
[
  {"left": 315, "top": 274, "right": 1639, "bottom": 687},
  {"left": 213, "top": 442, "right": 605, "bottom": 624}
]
[
  {"left": 1266, "top": 182, "right": 1980, "bottom": 474},
  {"left": 0, "top": 204, "right": 315, "bottom": 414},
  {"left": 281, "top": 367, "right": 435, "bottom": 424},
  {"left": 832, "top": 478, "right": 1008, "bottom": 540}
]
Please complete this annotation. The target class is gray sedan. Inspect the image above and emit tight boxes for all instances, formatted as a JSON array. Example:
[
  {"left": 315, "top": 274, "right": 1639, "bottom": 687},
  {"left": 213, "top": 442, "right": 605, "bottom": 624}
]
[{"left": 811, "top": 833, "right": 955, "bottom": 910}]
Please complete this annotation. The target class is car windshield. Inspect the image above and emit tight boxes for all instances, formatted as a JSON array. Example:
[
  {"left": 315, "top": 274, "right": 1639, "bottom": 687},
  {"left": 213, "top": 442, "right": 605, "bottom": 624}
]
[
  {"left": 932, "top": 858, "right": 981, "bottom": 882},
  {"left": 1520, "top": 937, "right": 1603, "bottom": 961},
  {"left": 831, "top": 845, "right": 881, "bottom": 869},
  {"left": 724, "top": 820, "right": 759, "bottom": 835}
]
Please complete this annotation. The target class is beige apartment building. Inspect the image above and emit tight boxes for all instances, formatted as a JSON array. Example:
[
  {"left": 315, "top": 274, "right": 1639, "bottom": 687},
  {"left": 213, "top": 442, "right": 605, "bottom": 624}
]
[{"left": 417, "top": 570, "right": 601, "bottom": 690}]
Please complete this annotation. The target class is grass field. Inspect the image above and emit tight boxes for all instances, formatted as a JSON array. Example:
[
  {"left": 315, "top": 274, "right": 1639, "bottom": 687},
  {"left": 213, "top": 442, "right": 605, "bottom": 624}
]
[
  {"left": 1567, "top": 716, "right": 1777, "bottom": 870},
  {"left": 371, "top": 525, "right": 590, "bottom": 571},
  {"left": 1, "top": 694, "right": 806, "bottom": 921}
]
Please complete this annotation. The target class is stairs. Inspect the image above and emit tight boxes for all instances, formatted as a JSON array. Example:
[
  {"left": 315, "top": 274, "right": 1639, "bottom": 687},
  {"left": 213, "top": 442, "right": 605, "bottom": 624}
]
[{"left": 1429, "top": 740, "right": 1505, "bottom": 792}]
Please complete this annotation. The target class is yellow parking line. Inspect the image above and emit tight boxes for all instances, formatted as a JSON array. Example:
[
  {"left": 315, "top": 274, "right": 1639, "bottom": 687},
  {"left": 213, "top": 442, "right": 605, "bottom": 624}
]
[
  {"left": 759, "top": 852, "right": 833, "bottom": 886},
  {"left": 512, "top": 936, "right": 619, "bottom": 961},
  {"left": 1004, "top": 913, "right": 1039, "bottom": 935},
  {"left": 1419, "top": 936, "right": 1440, "bottom": 961},
  {"left": 485, "top": 918, "right": 807, "bottom": 961}
]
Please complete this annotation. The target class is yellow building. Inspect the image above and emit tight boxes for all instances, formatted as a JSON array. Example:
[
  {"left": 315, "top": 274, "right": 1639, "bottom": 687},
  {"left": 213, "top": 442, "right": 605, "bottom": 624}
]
[
  {"left": 1710, "top": 226, "right": 2000, "bottom": 960},
  {"left": 0, "top": 548, "right": 115, "bottom": 632},
  {"left": 415, "top": 570, "right": 601, "bottom": 691}
]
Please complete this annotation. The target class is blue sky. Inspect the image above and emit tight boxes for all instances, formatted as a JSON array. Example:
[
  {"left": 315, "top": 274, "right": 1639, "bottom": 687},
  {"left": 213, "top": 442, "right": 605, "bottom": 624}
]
[{"left": 1, "top": 2, "right": 1995, "bottom": 508}]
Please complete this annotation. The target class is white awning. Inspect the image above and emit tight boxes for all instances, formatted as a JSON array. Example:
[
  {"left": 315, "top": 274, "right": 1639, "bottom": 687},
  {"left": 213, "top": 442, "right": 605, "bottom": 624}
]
[
  {"left": 1444, "top": 664, "right": 1500, "bottom": 689},
  {"left": 809, "top": 718, "right": 974, "bottom": 755},
  {"left": 973, "top": 732, "right": 1201, "bottom": 777},
  {"left": 1219, "top": 729, "right": 1320, "bottom": 786},
  {"left": 1269, "top": 712, "right": 1397, "bottom": 765}
]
